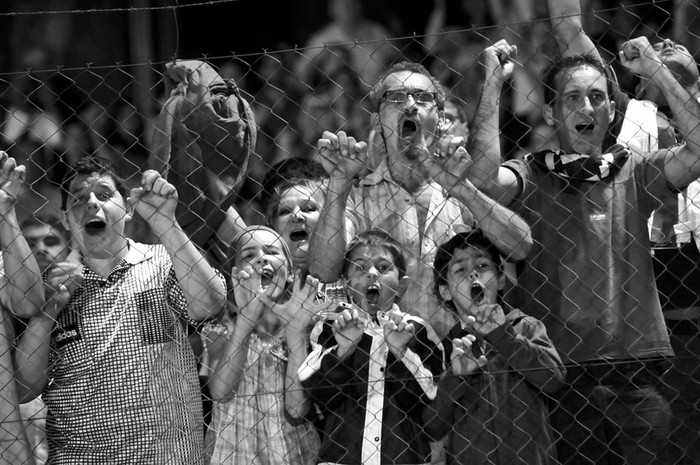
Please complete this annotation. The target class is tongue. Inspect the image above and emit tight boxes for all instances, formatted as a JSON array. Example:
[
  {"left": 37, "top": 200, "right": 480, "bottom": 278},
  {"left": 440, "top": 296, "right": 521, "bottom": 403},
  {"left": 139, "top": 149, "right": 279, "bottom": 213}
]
[
  {"left": 471, "top": 284, "right": 485, "bottom": 304},
  {"left": 366, "top": 290, "right": 380, "bottom": 307}
]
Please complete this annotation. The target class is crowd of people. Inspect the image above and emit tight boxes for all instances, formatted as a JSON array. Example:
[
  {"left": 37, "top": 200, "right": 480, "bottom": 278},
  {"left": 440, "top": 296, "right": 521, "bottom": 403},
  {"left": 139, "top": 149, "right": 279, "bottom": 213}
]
[{"left": 1, "top": 1, "right": 700, "bottom": 464}]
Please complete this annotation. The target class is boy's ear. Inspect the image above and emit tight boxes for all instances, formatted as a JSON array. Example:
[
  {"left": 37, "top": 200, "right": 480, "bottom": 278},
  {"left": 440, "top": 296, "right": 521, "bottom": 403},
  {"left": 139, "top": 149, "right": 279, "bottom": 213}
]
[
  {"left": 438, "top": 283, "right": 452, "bottom": 303},
  {"left": 124, "top": 196, "right": 134, "bottom": 223},
  {"left": 396, "top": 275, "right": 410, "bottom": 299},
  {"left": 608, "top": 100, "right": 616, "bottom": 123},
  {"left": 543, "top": 104, "right": 555, "bottom": 126},
  {"left": 370, "top": 113, "right": 382, "bottom": 134},
  {"left": 59, "top": 210, "right": 70, "bottom": 230},
  {"left": 497, "top": 272, "right": 507, "bottom": 291}
]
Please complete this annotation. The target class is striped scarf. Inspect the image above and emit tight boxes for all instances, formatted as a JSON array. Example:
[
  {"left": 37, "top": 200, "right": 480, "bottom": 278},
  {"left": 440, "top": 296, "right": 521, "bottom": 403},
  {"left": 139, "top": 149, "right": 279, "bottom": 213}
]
[{"left": 528, "top": 143, "right": 631, "bottom": 182}]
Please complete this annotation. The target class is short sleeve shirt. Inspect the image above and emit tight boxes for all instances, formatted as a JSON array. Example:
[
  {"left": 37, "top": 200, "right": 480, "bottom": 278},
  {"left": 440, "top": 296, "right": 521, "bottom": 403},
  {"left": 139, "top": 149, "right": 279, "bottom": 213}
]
[
  {"left": 352, "top": 159, "right": 471, "bottom": 338},
  {"left": 43, "top": 241, "right": 205, "bottom": 464},
  {"left": 504, "top": 151, "right": 674, "bottom": 363}
]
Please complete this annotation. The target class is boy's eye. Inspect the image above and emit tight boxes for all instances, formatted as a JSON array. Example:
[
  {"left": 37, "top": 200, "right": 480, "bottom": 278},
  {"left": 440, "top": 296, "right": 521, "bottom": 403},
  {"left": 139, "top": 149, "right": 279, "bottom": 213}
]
[
  {"left": 377, "top": 264, "right": 391, "bottom": 273},
  {"left": 97, "top": 192, "right": 111, "bottom": 201}
]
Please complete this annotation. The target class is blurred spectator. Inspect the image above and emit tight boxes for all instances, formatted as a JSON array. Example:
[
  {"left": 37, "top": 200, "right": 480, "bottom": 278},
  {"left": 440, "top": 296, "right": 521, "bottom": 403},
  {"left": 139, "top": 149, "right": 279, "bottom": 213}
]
[
  {"left": 295, "top": 44, "right": 370, "bottom": 156},
  {"left": 297, "top": 0, "right": 396, "bottom": 90}
]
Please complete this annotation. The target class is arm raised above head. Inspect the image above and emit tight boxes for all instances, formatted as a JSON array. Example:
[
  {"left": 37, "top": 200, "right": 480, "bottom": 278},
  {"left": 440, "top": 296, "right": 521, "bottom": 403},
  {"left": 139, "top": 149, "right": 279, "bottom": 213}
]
[
  {"left": 466, "top": 41, "right": 523, "bottom": 208},
  {"left": 547, "top": 0, "right": 602, "bottom": 59}
]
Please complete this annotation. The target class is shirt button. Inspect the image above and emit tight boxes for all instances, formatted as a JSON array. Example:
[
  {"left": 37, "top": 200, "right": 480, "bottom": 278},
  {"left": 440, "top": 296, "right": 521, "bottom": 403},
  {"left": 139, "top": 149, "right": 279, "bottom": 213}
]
[
  {"left": 375, "top": 437, "right": 380, "bottom": 442},
  {"left": 380, "top": 367, "right": 384, "bottom": 372}
]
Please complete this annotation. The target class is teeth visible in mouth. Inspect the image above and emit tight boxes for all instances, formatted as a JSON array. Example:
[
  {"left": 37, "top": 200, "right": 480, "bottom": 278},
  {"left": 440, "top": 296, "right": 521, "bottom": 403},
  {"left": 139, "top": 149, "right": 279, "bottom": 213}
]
[
  {"left": 576, "top": 123, "right": 594, "bottom": 132},
  {"left": 84, "top": 219, "right": 107, "bottom": 236},
  {"left": 366, "top": 285, "right": 380, "bottom": 306},
  {"left": 289, "top": 230, "right": 308, "bottom": 242},
  {"left": 471, "top": 283, "right": 485, "bottom": 304}
]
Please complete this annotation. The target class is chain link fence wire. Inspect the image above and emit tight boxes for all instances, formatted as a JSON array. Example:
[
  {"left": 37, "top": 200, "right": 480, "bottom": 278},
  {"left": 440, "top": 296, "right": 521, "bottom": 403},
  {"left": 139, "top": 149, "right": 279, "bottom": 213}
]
[{"left": 0, "top": 1, "right": 699, "bottom": 464}]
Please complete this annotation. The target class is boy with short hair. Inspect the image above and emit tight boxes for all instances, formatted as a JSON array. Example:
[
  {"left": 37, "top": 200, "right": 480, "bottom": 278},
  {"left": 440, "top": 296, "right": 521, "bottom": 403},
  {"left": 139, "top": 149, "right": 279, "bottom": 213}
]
[
  {"left": 425, "top": 230, "right": 566, "bottom": 465},
  {"left": 14, "top": 157, "right": 226, "bottom": 463},
  {"left": 299, "top": 229, "right": 443, "bottom": 465}
]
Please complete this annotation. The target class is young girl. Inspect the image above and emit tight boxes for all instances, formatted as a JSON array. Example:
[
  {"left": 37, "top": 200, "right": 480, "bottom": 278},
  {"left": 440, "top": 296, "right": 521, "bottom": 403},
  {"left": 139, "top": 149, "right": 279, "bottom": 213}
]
[{"left": 205, "top": 225, "right": 321, "bottom": 464}]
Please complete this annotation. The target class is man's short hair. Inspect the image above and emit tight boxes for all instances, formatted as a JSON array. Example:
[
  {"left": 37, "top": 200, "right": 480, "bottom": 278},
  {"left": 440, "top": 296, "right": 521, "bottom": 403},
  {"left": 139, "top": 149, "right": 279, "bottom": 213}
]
[
  {"left": 542, "top": 55, "right": 614, "bottom": 106},
  {"left": 343, "top": 228, "right": 407, "bottom": 278},
  {"left": 369, "top": 61, "right": 446, "bottom": 112},
  {"left": 60, "top": 157, "right": 127, "bottom": 210}
]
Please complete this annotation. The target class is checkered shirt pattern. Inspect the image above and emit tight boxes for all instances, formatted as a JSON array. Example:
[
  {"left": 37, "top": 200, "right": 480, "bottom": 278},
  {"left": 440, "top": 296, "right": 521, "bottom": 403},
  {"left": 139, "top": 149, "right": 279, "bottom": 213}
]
[{"left": 43, "top": 241, "right": 206, "bottom": 464}]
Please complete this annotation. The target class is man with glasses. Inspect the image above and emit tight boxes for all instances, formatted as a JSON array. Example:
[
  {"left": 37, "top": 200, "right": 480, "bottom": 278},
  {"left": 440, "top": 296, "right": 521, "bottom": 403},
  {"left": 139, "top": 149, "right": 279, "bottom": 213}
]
[{"left": 308, "top": 61, "right": 532, "bottom": 339}]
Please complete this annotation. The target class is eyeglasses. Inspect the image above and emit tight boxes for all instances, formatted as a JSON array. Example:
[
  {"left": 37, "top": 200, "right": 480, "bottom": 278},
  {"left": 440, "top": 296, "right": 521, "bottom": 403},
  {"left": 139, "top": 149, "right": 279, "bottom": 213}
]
[
  {"left": 26, "top": 235, "right": 63, "bottom": 248},
  {"left": 382, "top": 90, "right": 437, "bottom": 105}
]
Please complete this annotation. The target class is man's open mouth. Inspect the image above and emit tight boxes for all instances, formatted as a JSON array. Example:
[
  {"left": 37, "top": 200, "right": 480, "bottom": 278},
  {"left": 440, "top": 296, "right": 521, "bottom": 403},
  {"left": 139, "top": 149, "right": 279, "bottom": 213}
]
[
  {"left": 84, "top": 218, "right": 107, "bottom": 236},
  {"left": 400, "top": 119, "right": 418, "bottom": 139},
  {"left": 471, "top": 283, "right": 485, "bottom": 304},
  {"left": 366, "top": 284, "right": 380, "bottom": 307},
  {"left": 575, "top": 123, "right": 595, "bottom": 133},
  {"left": 289, "top": 229, "right": 308, "bottom": 242}
]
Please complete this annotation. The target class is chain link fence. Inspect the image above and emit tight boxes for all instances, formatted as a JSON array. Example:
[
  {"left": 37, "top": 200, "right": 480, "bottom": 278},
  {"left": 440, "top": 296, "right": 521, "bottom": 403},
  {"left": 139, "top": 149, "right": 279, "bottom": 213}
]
[{"left": 1, "top": 1, "right": 700, "bottom": 464}]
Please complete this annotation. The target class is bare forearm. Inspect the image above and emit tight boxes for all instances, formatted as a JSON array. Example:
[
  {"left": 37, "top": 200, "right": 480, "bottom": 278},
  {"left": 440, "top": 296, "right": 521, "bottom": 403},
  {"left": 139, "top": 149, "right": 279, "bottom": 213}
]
[
  {"left": 467, "top": 79, "right": 506, "bottom": 190},
  {"left": 0, "top": 208, "right": 43, "bottom": 317},
  {"left": 449, "top": 181, "right": 532, "bottom": 261},
  {"left": 283, "top": 326, "right": 310, "bottom": 418},
  {"left": 547, "top": 0, "right": 600, "bottom": 58},
  {"left": 653, "top": 66, "right": 700, "bottom": 155},
  {"left": 156, "top": 222, "right": 226, "bottom": 320},
  {"left": 208, "top": 323, "right": 252, "bottom": 402},
  {"left": 14, "top": 316, "right": 54, "bottom": 402},
  {"left": 308, "top": 179, "right": 353, "bottom": 282}
]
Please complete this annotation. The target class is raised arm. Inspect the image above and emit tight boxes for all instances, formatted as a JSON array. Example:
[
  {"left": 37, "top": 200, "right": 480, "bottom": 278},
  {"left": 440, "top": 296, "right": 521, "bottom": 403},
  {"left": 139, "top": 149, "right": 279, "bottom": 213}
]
[
  {"left": 620, "top": 37, "right": 700, "bottom": 188},
  {"left": 207, "top": 268, "right": 266, "bottom": 402},
  {"left": 13, "top": 280, "right": 74, "bottom": 402},
  {"left": 548, "top": 0, "right": 602, "bottom": 59},
  {"left": 466, "top": 41, "right": 522, "bottom": 207},
  {"left": 131, "top": 170, "right": 226, "bottom": 321},
  {"left": 309, "top": 131, "right": 367, "bottom": 282},
  {"left": 0, "top": 155, "right": 44, "bottom": 317}
]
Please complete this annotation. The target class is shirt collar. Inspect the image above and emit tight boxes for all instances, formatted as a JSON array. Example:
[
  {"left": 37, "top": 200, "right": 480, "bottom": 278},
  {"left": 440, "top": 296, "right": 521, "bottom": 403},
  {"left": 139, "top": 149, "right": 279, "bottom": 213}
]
[
  {"left": 359, "top": 156, "right": 395, "bottom": 186},
  {"left": 122, "top": 239, "right": 155, "bottom": 265}
]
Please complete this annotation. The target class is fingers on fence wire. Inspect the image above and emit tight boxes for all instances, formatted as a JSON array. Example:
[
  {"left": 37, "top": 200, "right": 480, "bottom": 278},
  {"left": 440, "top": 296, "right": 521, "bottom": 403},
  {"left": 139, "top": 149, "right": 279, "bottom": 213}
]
[{"left": 316, "top": 130, "right": 368, "bottom": 180}]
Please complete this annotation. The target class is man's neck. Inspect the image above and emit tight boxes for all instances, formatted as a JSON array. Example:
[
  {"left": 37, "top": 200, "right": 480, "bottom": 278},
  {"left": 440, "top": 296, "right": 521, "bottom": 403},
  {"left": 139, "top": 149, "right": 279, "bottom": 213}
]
[
  {"left": 83, "top": 239, "right": 130, "bottom": 278},
  {"left": 387, "top": 156, "right": 429, "bottom": 195}
]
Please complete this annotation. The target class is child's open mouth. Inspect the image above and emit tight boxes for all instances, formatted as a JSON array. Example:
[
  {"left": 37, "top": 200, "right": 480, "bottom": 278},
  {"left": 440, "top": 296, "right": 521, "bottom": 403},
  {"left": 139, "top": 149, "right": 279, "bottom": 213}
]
[
  {"left": 575, "top": 123, "right": 595, "bottom": 133},
  {"left": 289, "top": 229, "right": 308, "bottom": 242},
  {"left": 366, "top": 284, "right": 380, "bottom": 307},
  {"left": 84, "top": 218, "right": 107, "bottom": 236},
  {"left": 471, "top": 283, "right": 485, "bottom": 304},
  {"left": 260, "top": 269, "right": 274, "bottom": 288}
]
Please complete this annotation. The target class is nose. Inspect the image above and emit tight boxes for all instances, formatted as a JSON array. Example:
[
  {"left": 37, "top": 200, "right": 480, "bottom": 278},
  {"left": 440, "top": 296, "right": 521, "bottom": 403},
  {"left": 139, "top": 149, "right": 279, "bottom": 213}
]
[
  {"left": 291, "top": 206, "right": 304, "bottom": 222},
  {"left": 580, "top": 96, "right": 595, "bottom": 114},
  {"left": 255, "top": 253, "right": 269, "bottom": 266},
  {"left": 366, "top": 265, "right": 379, "bottom": 278},
  {"left": 469, "top": 269, "right": 479, "bottom": 281},
  {"left": 86, "top": 192, "right": 100, "bottom": 210},
  {"left": 661, "top": 38, "right": 675, "bottom": 50},
  {"left": 403, "top": 94, "right": 419, "bottom": 113}
]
